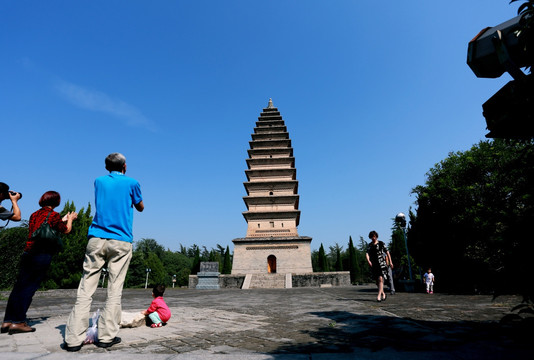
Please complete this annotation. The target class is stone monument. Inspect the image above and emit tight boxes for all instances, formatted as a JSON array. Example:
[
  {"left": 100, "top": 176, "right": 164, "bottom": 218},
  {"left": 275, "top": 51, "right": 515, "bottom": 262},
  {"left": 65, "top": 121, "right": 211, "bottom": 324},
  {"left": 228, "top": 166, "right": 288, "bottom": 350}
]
[
  {"left": 232, "top": 99, "right": 313, "bottom": 280},
  {"left": 195, "top": 262, "right": 220, "bottom": 290}
]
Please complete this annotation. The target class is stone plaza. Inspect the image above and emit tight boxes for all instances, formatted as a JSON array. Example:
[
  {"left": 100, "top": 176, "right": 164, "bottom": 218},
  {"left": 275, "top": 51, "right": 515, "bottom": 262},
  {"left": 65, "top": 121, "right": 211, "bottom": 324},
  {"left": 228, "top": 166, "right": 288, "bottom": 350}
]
[{"left": 1, "top": 285, "right": 532, "bottom": 359}]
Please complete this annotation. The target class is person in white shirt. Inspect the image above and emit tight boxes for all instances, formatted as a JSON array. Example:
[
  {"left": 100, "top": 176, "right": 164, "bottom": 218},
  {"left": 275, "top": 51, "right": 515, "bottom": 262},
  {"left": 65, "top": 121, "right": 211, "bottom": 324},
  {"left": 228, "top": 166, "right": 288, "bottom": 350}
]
[{"left": 423, "top": 268, "right": 435, "bottom": 294}]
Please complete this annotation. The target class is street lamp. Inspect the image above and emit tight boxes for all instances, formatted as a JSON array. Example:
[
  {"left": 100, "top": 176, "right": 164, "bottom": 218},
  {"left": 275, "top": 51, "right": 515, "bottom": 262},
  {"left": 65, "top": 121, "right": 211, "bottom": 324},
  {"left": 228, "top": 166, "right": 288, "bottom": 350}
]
[
  {"left": 395, "top": 213, "right": 413, "bottom": 281},
  {"left": 145, "top": 268, "right": 151, "bottom": 289},
  {"left": 172, "top": 274, "right": 176, "bottom": 288}
]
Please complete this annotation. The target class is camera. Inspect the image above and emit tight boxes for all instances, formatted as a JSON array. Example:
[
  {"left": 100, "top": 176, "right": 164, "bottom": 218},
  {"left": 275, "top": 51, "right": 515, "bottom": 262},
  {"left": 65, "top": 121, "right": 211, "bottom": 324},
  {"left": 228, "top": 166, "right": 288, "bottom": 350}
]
[{"left": 9, "top": 191, "right": 22, "bottom": 199}]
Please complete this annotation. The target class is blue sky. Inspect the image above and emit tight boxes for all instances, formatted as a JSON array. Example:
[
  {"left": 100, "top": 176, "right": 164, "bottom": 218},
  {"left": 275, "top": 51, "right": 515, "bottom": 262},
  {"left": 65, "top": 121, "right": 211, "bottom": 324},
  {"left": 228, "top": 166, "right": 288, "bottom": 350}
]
[{"left": 1, "top": 1, "right": 518, "bottom": 253}]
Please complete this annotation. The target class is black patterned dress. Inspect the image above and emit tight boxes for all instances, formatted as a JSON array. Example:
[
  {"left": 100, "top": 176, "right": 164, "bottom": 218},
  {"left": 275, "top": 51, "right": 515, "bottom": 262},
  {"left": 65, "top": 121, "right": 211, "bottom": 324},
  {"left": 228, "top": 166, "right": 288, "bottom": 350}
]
[{"left": 367, "top": 241, "right": 389, "bottom": 281}]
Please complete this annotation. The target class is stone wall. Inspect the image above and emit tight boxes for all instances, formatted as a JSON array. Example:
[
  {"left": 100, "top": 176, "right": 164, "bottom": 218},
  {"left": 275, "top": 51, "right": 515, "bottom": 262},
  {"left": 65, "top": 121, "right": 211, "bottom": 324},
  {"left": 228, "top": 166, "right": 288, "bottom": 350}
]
[
  {"left": 189, "top": 272, "right": 349, "bottom": 289},
  {"left": 189, "top": 274, "right": 246, "bottom": 289},
  {"left": 292, "top": 272, "right": 351, "bottom": 287}
]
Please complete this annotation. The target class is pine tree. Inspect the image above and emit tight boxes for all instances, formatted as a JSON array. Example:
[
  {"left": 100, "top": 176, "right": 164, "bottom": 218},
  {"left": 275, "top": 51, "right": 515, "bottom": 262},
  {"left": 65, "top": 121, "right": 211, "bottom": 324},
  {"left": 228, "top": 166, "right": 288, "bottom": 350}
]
[
  {"left": 348, "top": 236, "right": 361, "bottom": 284},
  {"left": 191, "top": 247, "right": 201, "bottom": 274},
  {"left": 222, "top": 246, "right": 232, "bottom": 274},
  {"left": 335, "top": 247, "right": 343, "bottom": 271},
  {"left": 318, "top": 243, "right": 329, "bottom": 272}
]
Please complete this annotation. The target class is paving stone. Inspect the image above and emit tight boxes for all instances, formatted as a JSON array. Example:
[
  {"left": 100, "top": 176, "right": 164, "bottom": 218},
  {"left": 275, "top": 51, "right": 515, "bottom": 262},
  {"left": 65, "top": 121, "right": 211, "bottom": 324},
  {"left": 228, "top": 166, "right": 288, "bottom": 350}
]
[{"left": 1, "top": 286, "right": 533, "bottom": 359}]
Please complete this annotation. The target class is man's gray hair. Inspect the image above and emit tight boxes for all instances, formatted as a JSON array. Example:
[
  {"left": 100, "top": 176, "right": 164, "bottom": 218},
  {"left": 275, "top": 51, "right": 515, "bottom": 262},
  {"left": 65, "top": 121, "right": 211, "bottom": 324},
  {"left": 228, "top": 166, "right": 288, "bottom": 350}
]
[{"left": 105, "top": 153, "right": 126, "bottom": 172}]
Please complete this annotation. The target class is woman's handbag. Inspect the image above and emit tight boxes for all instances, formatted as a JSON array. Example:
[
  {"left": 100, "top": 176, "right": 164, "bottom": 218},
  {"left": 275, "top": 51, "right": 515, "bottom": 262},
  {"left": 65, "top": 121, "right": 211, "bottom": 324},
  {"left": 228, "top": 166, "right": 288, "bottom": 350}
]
[{"left": 31, "top": 210, "right": 63, "bottom": 253}]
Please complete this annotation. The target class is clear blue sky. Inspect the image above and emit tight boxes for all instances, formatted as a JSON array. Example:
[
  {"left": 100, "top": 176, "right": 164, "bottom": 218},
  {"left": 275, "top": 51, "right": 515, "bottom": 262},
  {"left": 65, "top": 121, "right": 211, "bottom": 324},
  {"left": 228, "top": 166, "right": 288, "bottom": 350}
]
[{"left": 1, "top": 1, "right": 518, "bottom": 253}]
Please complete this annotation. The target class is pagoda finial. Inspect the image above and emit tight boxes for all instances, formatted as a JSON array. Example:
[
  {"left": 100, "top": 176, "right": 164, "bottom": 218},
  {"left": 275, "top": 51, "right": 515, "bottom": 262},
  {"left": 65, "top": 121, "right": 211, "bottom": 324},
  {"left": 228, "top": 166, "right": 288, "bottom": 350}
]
[{"left": 267, "top": 98, "right": 274, "bottom": 108}]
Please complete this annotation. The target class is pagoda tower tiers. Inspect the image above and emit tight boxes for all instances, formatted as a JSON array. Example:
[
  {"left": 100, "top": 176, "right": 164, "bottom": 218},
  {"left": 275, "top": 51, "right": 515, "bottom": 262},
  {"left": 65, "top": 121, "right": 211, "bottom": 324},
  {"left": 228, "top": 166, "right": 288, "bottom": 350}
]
[{"left": 232, "top": 99, "right": 313, "bottom": 275}]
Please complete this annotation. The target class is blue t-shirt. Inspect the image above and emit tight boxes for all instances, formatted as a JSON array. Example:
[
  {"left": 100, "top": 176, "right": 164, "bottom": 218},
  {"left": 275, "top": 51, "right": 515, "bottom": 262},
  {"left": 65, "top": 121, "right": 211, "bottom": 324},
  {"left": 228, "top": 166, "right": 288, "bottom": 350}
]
[{"left": 88, "top": 172, "right": 143, "bottom": 242}]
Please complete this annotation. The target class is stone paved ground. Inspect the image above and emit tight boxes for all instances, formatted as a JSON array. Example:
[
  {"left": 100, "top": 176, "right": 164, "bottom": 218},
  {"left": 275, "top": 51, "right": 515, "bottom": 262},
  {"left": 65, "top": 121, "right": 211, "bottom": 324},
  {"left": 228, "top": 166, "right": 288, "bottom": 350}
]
[{"left": 0, "top": 285, "right": 532, "bottom": 359}]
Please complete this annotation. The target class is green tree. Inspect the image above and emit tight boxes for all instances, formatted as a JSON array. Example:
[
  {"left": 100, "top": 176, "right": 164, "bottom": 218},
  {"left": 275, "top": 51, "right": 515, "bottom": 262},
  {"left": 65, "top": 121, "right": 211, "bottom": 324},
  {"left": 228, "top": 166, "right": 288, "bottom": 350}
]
[
  {"left": 317, "top": 243, "right": 329, "bottom": 272},
  {"left": 0, "top": 226, "right": 29, "bottom": 289},
  {"left": 161, "top": 249, "right": 192, "bottom": 286},
  {"left": 191, "top": 247, "right": 201, "bottom": 275},
  {"left": 358, "top": 236, "right": 372, "bottom": 281},
  {"left": 334, "top": 246, "right": 343, "bottom": 271},
  {"left": 125, "top": 250, "right": 146, "bottom": 287},
  {"left": 311, "top": 249, "right": 319, "bottom": 271},
  {"left": 135, "top": 238, "right": 165, "bottom": 259},
  {"left": 410, "top": 139, "right": 534, "bottom": 294},
  {"left": 222, "top": 246, "right": 232, "bottom": 274},
  {"left": 348, "top": 236, "right": 361, "bottom": 284},
  {"left": 144, "top": 252, "right": 166, "bottom": 286},
  {"left": 389, "top": 219, "right": 406, "bottom": 268},
  {"left": 327, "top": 243, "right": 344, "bottom": 271},
  {"left": 47, "top": 202, "right": 92, "bottom": 289},
  {"left": 358, "top": 236, "right": 367, "bottom": 252}
]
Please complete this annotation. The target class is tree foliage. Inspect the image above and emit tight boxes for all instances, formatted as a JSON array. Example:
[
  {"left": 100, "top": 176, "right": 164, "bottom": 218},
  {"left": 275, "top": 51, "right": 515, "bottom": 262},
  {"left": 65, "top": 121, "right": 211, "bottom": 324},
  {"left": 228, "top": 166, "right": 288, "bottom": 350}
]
[
  {"left": 47, "top": 202, "right": 92, "bottom": 289},
  {"left": 329, "top": 243, "right": 343, "bottom": 271},
  {"left": 410, "top": 139, "right": 534, "bottom": 294},
  {"left": 0, "top": 226, "right": 29, "bottom": 289},
  {"left": 348, "top": 236, "right": 362, "bottom": 284},
  {"left": 222, "top": 245, "right": 232, "bottom": 274},
  {"left": 135, "top": 238, "right": 165, "bottom": 259},
  {"left": 316, "top": 243, "right": 329, "bottom": 272},
  {"left": 191, "top": 247, "right": 201, "bottom": 275}
]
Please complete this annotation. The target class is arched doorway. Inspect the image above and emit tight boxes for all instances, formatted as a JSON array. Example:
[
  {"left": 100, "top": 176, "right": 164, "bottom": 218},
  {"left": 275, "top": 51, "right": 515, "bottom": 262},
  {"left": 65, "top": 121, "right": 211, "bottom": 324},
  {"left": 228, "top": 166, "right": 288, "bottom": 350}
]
[{"left": 267, "top": 255, "right": 277, "bottom": 273}]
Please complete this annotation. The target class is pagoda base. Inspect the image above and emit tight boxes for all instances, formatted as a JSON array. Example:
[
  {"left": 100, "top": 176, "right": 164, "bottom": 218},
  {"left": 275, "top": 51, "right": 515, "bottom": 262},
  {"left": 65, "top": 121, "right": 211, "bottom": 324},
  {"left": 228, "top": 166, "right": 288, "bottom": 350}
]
[{"left": 231, "top": 236, "right": 312, "bottom": 274}]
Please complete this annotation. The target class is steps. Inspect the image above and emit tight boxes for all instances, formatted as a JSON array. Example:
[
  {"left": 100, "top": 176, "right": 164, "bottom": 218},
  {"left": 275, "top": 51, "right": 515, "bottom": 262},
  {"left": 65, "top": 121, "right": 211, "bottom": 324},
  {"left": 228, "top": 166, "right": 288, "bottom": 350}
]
[{"left": 247, "top": 273, "right": 287, "bottom": 289}]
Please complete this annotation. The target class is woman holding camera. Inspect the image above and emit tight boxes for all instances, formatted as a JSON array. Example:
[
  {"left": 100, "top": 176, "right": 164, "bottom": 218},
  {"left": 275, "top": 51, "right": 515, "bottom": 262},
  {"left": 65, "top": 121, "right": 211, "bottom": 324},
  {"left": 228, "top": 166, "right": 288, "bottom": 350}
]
[{"left": 1, "top": 191, "right": 77, "bottom": 335}]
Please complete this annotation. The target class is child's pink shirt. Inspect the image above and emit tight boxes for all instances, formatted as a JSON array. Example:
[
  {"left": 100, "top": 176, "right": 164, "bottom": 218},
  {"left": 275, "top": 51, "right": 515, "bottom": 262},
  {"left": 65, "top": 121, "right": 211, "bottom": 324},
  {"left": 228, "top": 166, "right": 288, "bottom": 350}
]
[{"left": 146, "top": 296, "right": 171, "bottom": 322}]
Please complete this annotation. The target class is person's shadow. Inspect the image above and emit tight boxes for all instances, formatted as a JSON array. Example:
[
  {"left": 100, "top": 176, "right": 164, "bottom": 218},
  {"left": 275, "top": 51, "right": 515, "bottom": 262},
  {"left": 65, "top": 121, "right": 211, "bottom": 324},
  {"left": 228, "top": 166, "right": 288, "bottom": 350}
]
[{"left": 55, "top": 324, "right": 66, "bottom": 339}]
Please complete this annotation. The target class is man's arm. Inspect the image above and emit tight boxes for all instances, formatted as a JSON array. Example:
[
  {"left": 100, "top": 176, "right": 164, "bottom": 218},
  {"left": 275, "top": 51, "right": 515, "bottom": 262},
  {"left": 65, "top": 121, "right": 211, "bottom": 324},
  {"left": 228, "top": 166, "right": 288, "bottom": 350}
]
[
  {"left": 386, "top": 251, "right": 393, "bottom": 268},
  {"left": 8, "top": 192, "right": 21, "bottom": 221},
  {"left": 134, "top": 200, "right": 144, "bottom": 212}
]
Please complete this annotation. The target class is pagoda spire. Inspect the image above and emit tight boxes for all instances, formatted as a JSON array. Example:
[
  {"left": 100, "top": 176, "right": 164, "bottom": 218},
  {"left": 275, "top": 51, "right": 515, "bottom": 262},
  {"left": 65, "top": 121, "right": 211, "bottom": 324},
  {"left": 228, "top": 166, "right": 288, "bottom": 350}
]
[{"left": 267, "top": 98, "right": 274, "bottom": 109}]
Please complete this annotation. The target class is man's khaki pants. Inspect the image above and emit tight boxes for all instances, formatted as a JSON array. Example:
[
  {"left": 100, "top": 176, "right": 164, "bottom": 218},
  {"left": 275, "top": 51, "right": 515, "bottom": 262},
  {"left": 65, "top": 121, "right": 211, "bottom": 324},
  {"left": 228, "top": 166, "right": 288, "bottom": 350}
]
[{"left": 65, "top": 238, "right": 132, "bottom": 346}]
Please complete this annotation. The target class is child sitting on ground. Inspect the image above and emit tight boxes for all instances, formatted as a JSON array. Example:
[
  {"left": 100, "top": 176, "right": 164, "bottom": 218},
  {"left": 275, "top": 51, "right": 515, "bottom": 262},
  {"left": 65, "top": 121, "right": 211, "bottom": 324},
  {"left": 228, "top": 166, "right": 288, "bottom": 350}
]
[{"left": 142, "top": 284, "right": 171, "bottom": 327}]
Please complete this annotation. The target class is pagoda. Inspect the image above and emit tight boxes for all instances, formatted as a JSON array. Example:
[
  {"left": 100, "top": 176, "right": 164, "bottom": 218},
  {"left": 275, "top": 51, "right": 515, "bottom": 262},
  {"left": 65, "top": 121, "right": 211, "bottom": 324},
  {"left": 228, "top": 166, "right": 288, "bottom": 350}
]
[{"left": 232, "top": 99, "right": 313, "bottom": 276}]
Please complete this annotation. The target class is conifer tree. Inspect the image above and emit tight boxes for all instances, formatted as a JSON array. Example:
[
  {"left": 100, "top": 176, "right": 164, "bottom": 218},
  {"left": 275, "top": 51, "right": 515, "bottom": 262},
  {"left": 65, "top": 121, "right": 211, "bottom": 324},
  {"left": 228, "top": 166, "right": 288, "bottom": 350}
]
[
  {"left": 348, "top": 236, "right": 361, "bottom": 284},
  {"left": 222, "top": 245, "right": 232, "bottom": 274},
  {"left": 335, "top": 246, "right": 343, "bottom": 271},
  {"left": 191, "top": 247, "right": 201, "bottom": 274},
  {"left": 318, "top": 243, "right": 329, "bottom": 272}
]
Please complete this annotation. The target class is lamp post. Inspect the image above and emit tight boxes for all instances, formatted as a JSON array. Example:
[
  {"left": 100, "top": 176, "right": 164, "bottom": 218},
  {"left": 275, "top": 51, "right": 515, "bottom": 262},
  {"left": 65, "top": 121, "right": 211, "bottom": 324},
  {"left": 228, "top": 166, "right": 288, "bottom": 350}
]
[
  {"left": 172, "top": 274, "right": 176, "bottom": 288},
  {"left": 101, "top": 268, "right": 108, "bottom": 288},
  {"left": 145, "top": 268, "right": 151, "bottom": 289},
  {"left": 395, "top": 213, "right": 413, "bottom": 281}
]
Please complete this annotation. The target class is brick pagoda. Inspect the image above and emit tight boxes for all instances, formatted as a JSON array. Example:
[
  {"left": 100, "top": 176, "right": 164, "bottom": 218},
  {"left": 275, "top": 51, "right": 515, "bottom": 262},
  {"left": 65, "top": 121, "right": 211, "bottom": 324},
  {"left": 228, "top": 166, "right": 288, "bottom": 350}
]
[{"left": 232, "top": 99, "right": 313, "bottom": 276}]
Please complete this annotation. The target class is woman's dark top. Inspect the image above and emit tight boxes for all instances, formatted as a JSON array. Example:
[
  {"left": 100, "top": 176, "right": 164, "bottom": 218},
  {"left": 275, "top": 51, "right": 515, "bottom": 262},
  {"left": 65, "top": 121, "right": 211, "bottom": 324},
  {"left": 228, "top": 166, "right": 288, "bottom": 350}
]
[
  {"left": 25, "top": 207, "right": 68, "bottom": 253},
  {"left": 367, "top": 240, "right": 389, "bottom": 280}
]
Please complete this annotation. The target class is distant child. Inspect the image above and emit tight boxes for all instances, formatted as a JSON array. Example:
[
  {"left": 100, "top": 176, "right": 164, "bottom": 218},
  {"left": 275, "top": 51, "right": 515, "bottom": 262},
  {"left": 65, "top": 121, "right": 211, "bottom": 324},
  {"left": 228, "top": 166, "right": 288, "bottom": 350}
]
[
  {"left": 423, "top": 268, "right": 435, "bottom": 294},
  {"left": 142, "top": 284, "right": 171, "bottom": 328}
]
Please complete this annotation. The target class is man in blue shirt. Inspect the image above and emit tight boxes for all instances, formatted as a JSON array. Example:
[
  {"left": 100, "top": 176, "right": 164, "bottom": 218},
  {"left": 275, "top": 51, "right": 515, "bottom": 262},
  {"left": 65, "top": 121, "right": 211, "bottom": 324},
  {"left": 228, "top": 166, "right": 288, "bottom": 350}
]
[{"left": 64, "top": 153, "right": 144, "bottom": 351}]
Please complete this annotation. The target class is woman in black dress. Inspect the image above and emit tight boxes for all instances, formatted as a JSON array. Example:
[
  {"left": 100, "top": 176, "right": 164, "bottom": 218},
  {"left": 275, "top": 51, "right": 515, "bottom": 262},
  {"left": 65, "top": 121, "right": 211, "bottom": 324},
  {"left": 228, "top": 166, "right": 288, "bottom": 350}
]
[{"left": 366, "top": 230, "right": 389, "bottom": 302}]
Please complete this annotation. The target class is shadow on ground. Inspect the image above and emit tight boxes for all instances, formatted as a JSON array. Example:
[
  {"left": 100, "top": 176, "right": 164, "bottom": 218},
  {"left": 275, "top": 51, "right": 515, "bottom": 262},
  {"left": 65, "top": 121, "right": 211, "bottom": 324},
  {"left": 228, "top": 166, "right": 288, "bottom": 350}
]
[{"left": 267, "top": 311, "right": 532, "bottom": 357}]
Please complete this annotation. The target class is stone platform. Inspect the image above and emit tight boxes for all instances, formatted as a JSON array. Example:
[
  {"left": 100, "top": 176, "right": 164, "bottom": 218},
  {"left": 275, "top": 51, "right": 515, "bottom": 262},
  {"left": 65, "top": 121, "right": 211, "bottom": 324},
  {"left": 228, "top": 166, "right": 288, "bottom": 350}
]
[{"left": 0, "top": 285, "right": 532, "bottom": 359}]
